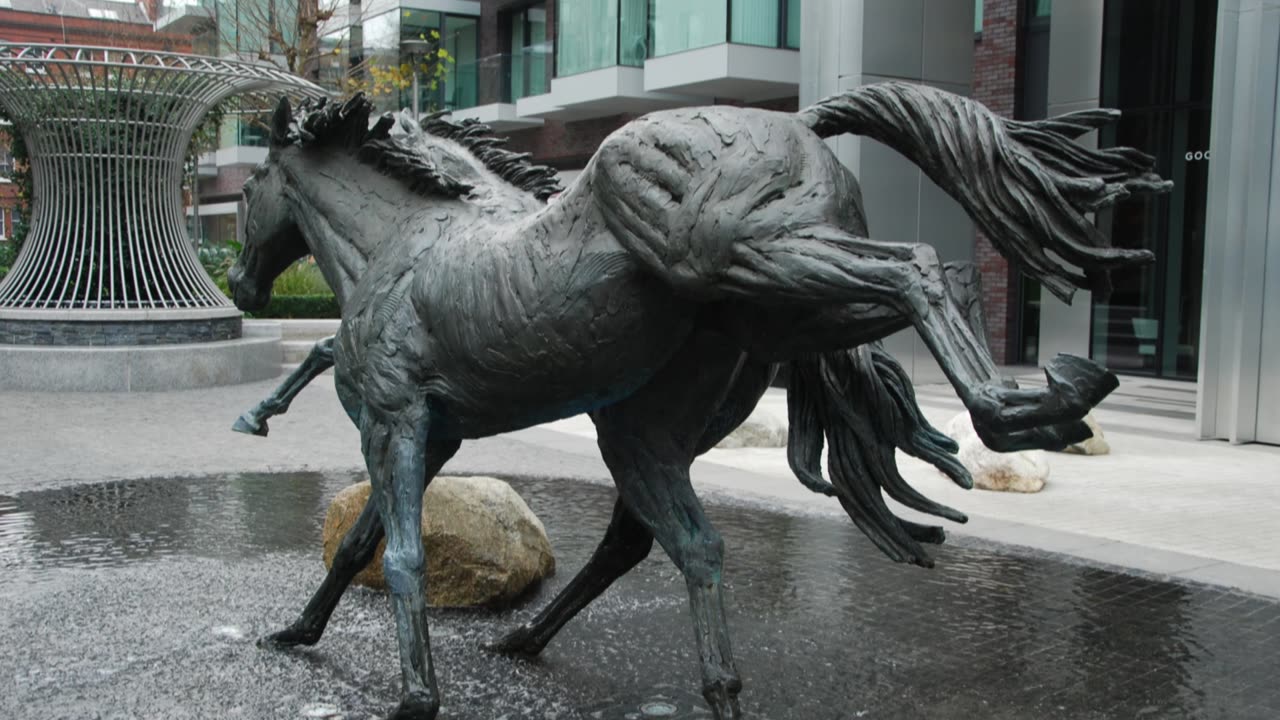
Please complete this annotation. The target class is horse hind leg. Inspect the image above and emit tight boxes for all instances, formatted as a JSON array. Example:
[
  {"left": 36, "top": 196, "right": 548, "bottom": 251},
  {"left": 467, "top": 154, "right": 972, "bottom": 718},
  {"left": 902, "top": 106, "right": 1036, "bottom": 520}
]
[
  {"left": 485, "top": 498, "right": 653, "bottom": 656},
  {"left": 258, "top": 496, "right": 384, "bottom": 648},
  {"left": 589, "top": 334, "right": 747, "bottom": 718},
  {"left": 724, "top": 226, "right": 1108, "bottom": 448},
  {"left": 486, "top": 356, "right": 772, "bottom": 658}
]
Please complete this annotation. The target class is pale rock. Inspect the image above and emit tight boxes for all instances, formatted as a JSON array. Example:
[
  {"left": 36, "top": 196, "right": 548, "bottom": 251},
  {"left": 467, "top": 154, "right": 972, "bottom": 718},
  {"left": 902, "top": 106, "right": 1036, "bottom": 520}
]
[
  {"left": 1060, "top": 412, "right": 1111, "bottom": 455},
  {"left": 322, "top": 476, "right": 556, "bottom": 607},
  {"left": 944, "top": 413, "right": 1049, "bottom": 493},
  {"left": 716, "top": 407, "right": 787, "bottom": 449}
]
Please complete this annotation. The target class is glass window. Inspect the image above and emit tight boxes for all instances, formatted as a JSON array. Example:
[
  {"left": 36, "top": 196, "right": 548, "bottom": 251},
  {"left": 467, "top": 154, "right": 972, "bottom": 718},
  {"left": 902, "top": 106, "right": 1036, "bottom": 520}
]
[
  {"left": 786, "top": 0, "right": 801, "bottom": 49},
  {"left": 509, "top": 4, "right": 549, "bottom": 100},
  {"left": 974, "top": 0, "right": 983, "bottom": 33},
  {"left": 557, "top": 0, "right": 619, "bottom": 75},
  {"left": 1092, "top": 0, "right": 1216, "bottom": 378},
  {"left": 650, "top": 0, "right": 725, "bottom": 57},
  {"left": 619, "top": 0, "right": 648, "bottom": 66},
  {"left": 442, "top": 15, "right": 478, "bottom": 110},
  {"left": 731, "top": 0, "right": 779, "bottom": 46}
]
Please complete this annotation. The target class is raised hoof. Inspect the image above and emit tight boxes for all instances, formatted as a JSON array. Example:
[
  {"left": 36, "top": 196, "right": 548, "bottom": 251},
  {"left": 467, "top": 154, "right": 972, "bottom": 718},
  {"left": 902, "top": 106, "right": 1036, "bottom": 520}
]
[
  {"left": 257, "top": 625, "right": 319, "bottom": 649},
  {"left": 232, "top": 413, "right": 269, "bottom": 437},
  {"left": 387, "top": 691, "right": 440, "bottom": 720},
  {"left": 482, "top": 625, "right": 545, "bottom": 658},
  {"left": 976, "top": 419, "right": 1092, "bottom": 453},
  {"left": 1045, "top": 354, "right": 1119, "bottom": 409}
]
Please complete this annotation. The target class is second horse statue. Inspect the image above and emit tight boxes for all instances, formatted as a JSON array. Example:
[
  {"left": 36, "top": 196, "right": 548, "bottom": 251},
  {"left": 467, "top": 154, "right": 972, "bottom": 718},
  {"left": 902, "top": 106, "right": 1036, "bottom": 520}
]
[{"left": 226, "top": 82, "right": 1168, "bottom": 719}]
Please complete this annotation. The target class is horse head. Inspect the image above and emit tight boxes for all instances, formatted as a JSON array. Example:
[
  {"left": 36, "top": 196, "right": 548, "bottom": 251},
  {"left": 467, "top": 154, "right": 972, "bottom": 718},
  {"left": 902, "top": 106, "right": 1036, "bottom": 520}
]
[{"left": 227, "top": 97, "right": 309, "bottom": 312}]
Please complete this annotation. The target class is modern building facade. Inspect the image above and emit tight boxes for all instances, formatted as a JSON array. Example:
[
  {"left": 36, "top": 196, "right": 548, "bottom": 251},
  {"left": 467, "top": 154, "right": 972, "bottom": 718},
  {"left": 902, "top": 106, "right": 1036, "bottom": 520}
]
[{"left": 972, "top": 0, "right": 1278, "bottom": 443}]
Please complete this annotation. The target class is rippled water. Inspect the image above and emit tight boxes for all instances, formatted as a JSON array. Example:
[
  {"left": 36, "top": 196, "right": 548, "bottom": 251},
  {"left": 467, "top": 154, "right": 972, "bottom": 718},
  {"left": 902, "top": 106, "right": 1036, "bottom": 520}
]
[{"left": 1, "top": 472, "right": 1277, "bottom": 719}]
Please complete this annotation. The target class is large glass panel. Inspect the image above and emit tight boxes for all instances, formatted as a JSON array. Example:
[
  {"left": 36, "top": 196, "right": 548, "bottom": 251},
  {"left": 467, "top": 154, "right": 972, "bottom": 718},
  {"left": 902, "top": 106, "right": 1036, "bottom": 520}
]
[
  {"left": 731, "top": 0, "right": 779, "bottom": 46},
  {"left": 650, "top": 0, "right": 726, "bottom": 57},
  {"left": 442, "top": 15, "right": 478, "bottom": 110},
  {"left": 786, "top": 0, "right": 801, "bottom": 48},
  {"left": 1095, "top": 0, "right": 1216, "bottom": 379},
  {"left": 362, "top": 10, "right": 403, "bottom": 113},
  {"left": 619, "top": 0, "right": 648, "bottom": 66},
  {"left": 1013, "top": 0, "right": 1051, "bottom": 364},
  {"left": 557, "top": 0, "right": 618, "bottom": 75},
  {"left": 509, "top": 4, "right": 549, "bottom": 100}
]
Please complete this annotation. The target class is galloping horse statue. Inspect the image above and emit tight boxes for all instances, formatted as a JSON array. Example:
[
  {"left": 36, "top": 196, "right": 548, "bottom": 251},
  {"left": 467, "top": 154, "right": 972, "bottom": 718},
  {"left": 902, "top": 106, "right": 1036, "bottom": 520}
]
[{"left": 226, "top": 83, "right": 1168, "bottom": 719}]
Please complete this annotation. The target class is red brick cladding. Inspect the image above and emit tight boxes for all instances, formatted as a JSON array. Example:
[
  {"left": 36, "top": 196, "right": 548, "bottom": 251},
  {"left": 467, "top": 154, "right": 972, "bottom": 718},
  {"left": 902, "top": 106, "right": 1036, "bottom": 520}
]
[
  {"left": 0, "top": 9, "right": 191, "bottom": 52},
  {"left": 972, "top": 0, "right": 1019, "bottom": 363}
]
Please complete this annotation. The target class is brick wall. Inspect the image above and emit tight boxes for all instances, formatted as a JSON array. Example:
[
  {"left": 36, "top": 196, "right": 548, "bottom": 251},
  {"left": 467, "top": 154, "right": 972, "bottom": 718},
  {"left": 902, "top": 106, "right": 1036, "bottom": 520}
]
[
  {"left": 0, "top": 10, "right": 191, "bottom": 52},
  {"left": 972, "top": 0, "right": 1019, "bottom": 363}
]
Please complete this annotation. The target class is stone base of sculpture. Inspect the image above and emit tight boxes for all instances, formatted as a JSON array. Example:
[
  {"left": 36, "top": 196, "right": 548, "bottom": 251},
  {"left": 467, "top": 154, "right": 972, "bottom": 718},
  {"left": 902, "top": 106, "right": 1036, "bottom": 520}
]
[{"left": 0, "top": 311, "right": 281, "bottom": 392}]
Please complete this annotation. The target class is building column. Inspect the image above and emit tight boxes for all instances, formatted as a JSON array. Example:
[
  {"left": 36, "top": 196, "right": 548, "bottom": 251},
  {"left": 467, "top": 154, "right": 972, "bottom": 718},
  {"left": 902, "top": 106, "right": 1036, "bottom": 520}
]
[
  {"left": 1197, "top": 0, "right": 1280, "bottom": 444},
  {"left": 800, "top": 0, "right": 975, "bottom": 383},
  {"left": 1036, "top": 0, "right": 1105, "bottom": 365}
]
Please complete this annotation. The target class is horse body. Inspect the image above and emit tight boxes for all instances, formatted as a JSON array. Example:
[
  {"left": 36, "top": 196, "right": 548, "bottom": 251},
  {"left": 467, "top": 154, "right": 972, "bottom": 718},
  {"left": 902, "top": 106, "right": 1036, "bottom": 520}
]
[
  {"left": 228, "top": 86, "right": 1170, "bottom": 720},
  {"left": 330, "top": 105, "right": 866, "bottom": 437}
]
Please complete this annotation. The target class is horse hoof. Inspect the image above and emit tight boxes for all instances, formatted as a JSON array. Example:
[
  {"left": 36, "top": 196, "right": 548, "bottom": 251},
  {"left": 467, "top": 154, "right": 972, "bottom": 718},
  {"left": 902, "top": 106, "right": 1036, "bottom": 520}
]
[
  {"left": 1045, "top": 354, "right": 1119, "bottom": 408},
  {"left": 257, "top": 625, "right": 318, "bottom": 649},
  {"left": 482, "top": 625, "right": 544, "bottom": 658},
  {"left": 702, "top": 678, "right": 743, "bottom": 720},
  {"left": 232, "top": 414, "right": 269, "bottom": 437},
  {"left": 387, "top": 691, "right": 439, "bottom": 720}
]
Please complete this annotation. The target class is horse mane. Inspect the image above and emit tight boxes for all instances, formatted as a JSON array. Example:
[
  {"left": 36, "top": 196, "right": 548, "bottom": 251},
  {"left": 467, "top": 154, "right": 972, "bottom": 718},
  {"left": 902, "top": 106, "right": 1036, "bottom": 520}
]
[{"left": 278, "top": 94, "right": 563, "bottom": 202}]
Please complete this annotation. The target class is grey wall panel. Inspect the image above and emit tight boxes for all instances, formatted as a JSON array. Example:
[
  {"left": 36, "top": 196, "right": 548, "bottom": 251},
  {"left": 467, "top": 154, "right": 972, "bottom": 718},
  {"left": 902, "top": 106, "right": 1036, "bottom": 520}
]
[
  {"left": 800, "top": 0, "right": 973, "bottom": 385},
  {"left": 1197, "top": 0, "right": 1280, "bottom": 443},
  {"left": 1038, "top": 3, "right": 1107, "bottom": 364},
  {"left": 863, "top": 0, "right": 925, "bottom": 80}
]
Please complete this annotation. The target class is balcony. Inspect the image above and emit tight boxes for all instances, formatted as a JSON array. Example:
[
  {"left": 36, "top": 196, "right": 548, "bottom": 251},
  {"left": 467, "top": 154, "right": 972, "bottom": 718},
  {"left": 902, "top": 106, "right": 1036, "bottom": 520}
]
[
  {"left": 528, "top": 0, "right": 708, "bottom": 121},
  {"left": 448, "top": 52, "right": 548, "bottom": 131},
  {"left": 644, "top": 0, "right": 801, "bottom": 101},
  {"left": 154, "top": 0, "right": 213, "bottom": 34}
]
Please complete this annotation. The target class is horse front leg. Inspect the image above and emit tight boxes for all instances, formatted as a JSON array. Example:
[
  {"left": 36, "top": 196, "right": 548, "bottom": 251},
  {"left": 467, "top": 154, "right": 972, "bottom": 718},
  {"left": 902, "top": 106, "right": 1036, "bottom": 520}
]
[
  {"left": 233, "top": 336, "right": 336, "bottom": 436},
  {"left": 363, "top": 404, "right": 460, "bottom": 720}
]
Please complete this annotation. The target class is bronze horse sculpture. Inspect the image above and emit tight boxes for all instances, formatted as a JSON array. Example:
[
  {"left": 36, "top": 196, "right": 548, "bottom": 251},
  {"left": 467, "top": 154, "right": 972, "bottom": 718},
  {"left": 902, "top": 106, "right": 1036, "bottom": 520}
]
[{"left": 226, "top": 83, "right": 1167, "bottom": 719}]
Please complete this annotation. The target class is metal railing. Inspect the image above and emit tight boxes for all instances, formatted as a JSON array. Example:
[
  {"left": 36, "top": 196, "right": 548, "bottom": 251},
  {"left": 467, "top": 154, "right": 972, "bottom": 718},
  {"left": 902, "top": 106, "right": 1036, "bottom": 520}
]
[{"left": 0, "top": 44, "right": 327, "bottom": 310}]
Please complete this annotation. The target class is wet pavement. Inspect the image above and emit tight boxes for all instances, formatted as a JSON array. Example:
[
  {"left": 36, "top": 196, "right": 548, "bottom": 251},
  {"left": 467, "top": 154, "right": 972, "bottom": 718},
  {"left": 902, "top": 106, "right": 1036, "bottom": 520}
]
[{"left": 2, "top": 472, "right": 1277, "bottom": 720}]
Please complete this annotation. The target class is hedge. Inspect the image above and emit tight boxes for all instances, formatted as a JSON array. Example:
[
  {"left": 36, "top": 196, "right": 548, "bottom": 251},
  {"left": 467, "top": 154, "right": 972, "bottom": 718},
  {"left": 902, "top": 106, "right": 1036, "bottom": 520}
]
[{"left": 250, "top": 294, "right": 340, "bottom": 319}]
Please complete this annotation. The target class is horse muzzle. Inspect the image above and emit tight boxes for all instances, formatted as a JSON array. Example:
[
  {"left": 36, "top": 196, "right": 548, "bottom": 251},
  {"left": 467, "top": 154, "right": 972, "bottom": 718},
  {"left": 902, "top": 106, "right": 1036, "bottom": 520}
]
[{"left": 227, "top": 264, "right": 271, "bottom": 312}]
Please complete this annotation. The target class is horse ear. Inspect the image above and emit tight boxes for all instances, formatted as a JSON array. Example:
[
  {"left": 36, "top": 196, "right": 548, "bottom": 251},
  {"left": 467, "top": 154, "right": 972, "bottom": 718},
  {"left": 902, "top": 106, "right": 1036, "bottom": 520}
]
[{"left": 270, "top": 96, "right": 293, "bottom": 148}]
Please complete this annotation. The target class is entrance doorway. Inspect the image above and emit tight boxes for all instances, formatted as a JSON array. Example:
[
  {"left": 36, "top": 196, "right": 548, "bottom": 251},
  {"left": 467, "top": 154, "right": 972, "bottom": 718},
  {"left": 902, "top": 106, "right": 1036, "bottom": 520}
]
[{"left": 1094, "top": 0, "right": 1217, "bottom": 379}]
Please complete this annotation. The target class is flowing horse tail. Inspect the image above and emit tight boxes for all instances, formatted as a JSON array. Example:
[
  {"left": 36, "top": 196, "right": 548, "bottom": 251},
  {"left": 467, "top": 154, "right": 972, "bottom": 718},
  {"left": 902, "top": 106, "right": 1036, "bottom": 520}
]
[
  {"left": 797, "top": 81, "right": 1171, "bottom": 301},
  {"left": 788, "top": 343, "right": 973, "bottom": 569},
  {"left": 786, "top": 83, "right": 1172, "bottom": 566}
]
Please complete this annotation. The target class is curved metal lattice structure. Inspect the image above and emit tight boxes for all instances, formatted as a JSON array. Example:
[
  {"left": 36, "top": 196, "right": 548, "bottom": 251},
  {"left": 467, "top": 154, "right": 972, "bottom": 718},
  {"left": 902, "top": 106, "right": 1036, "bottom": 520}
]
[{"left": 0, "top": 44, "right": 327, "bottom": 310}]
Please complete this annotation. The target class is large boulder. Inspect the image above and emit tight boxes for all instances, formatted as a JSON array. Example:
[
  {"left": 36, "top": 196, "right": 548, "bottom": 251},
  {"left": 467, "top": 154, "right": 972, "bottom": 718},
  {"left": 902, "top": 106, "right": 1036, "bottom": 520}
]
[
  {"left": 944, "top": 413, "right": 1049, "bottom": 493},
  {"left": 322, "top": 476, "right": 555, "bottom": 607},
  {"left": 1060, "top": 412, "right": 1111, "bottom": 455},
  {"left": 715, "top": 407, "right": 788, "bottom": 449}
]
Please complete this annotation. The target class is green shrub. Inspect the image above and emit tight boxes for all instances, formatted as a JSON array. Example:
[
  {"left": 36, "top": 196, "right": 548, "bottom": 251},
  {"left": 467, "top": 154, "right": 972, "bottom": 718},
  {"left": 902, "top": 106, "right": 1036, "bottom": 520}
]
[
  {"left": 271, "top": 261, "right": 332, "bottom": 296},
  {"left": 250, "top": 294, "right": 340, "bottom": 319}
]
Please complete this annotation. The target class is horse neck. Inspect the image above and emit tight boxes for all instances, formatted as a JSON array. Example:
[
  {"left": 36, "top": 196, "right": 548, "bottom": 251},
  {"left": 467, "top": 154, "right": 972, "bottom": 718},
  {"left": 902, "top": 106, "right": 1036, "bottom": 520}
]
[{"left": 280, "top": 154, "right": 431, "bottom": 307}]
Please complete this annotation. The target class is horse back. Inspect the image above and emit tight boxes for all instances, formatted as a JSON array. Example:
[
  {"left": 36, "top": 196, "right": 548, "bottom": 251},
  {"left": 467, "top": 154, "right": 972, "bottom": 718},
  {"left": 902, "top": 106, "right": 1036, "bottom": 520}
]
[{"left": 588, "top": 106, "right": 867, "bottom": 298}]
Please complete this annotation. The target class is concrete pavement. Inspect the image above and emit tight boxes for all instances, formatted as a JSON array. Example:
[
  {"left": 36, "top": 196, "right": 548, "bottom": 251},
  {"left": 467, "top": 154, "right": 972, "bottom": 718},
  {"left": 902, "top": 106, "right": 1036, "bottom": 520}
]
[{"left": 1, "top": 370, "right": 1277, "bottom": 597}]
